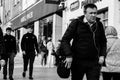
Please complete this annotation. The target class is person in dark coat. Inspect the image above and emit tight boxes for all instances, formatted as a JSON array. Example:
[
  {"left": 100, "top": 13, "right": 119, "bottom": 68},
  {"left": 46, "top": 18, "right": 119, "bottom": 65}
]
[
  {"left": 0, "top": 20, "right": 5, "bottom": 71},
  {"left": 21, "top": 26, "right": 39, "bottom": 79},
  {"left": 61, "top": 3, "right": 107, "bottom": 80},
  {"left": 3, "top": 27, "right": 17, "bottom": 80}
]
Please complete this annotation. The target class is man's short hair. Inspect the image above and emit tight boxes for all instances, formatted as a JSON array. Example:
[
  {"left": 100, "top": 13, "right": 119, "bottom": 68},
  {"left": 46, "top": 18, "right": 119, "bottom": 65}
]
[
  {"left": 84, "top": 3, "right": 97, "bottom": 13},
  {"left": 27, "top": 26, "right": 33, "bottom": 29},
  {"left": 6, "top": 27, "right": 12, "bottom": 31}
]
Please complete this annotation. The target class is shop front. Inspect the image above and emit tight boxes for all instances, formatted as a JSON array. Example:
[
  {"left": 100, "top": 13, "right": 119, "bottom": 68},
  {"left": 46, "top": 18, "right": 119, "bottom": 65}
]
[
  {"left": 10, "top": 1, "right": 62, "bottom": 53},
  {"left": 11, "top": 1, "right": 58, "bottom": 30}
]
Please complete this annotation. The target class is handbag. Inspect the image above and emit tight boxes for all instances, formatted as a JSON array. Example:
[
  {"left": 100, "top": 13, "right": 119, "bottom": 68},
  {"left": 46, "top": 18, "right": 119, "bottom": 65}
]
[{"left": 57, "top": 57, "right": 70, "bottom": 78}]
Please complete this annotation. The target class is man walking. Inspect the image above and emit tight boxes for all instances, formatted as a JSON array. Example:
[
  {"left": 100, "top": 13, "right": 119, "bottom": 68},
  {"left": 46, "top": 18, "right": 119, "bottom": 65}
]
[
  {"left": 21, "top": 26, "right": 39, "bottom": 79},
  {"left": 61, "top": 3, "right": 107, "bottom": 80},
  {"left": 3, "top": 27, "right": 17, "bottom": 80}
]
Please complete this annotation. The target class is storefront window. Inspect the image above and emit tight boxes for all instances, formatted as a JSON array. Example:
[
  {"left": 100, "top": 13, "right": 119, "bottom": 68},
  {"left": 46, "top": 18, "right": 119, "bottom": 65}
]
[{"left": 39, "top": 16, "right": 53, "bottom": 40}]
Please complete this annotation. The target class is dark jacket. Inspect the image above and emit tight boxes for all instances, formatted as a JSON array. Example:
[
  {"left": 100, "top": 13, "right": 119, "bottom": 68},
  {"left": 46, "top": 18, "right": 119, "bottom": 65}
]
[
  {"left": 61, "top": 15, "right": 107, "bottom": 61},
  {"left": 4, "top": 34, "right": 17, "bottom": 54},
  {"left": 0, "top": 27, "right": 5, "bottom": 59},
  {"left": 21, "top": 33, "right": 39, "bottom": 54}
]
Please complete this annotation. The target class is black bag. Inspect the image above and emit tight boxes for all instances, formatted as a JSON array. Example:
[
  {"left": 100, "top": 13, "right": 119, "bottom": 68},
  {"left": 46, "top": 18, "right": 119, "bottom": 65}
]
[
  {"left": 56, "top": 42, "right": 65, "bottom": 56},
  {"left": 57, "top": 57, "right": 70, "bottom": 78},
  {"left": 40, "top": 42, "right": 48, "bottom": 54},
  {"left": 51, "top": 50, "right": 56, "bottom": 56}
]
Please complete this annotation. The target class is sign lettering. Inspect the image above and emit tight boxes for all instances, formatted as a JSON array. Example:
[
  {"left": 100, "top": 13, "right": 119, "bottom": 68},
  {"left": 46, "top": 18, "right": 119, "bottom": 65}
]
[
  {"left": 21, "top": 12, "right": 33, "bottom": 23},
  {"left": 70, "top": 0, "right": 79, "bottom": 11}
]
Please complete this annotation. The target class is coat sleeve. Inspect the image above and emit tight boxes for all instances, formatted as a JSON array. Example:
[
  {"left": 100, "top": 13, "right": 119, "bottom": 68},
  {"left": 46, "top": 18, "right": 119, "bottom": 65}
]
[
  {"left": 21, "top": 35, "right": 26, "bottom": 51},
  {"left": 61, "top": 19, "right": 78, "bottom": 57},
  {"left": 0, "top": 27, "right": 5, "bottom": 59},
  {"left": 99, "top": 22, "right": 107, "bottom": 57},
  {"left": 13, "top": 37, "right": 17, "bottom": 54},
  {"left": 34, "top": 35, "right": 39, "bottom": 53}
]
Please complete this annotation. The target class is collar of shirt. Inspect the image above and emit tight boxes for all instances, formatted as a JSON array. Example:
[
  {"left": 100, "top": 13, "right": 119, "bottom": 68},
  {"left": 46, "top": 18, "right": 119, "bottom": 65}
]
[{"left": 83, "top": 17, "right": 96, "bottom": 27}]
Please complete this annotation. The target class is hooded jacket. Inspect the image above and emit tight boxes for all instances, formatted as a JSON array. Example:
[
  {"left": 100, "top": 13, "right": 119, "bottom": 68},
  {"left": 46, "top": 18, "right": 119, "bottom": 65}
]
[
  {"left": 101, "top": 36, "right": 120, "bottom": 72},
  {"left": 61, "top": 15, "right": 107, "bottom": 61}
]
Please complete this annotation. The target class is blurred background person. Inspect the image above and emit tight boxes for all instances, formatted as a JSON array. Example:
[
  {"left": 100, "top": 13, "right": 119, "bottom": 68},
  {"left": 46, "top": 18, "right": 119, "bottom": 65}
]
[
  {"left": 39, "top": 36, "right": 48, "bottom": 67},
  {"left": 46, "top": 37, "right": 55, "bottom": 67},
  {"left": 101, "top": 26, "right": 120, "bottom": 80}
]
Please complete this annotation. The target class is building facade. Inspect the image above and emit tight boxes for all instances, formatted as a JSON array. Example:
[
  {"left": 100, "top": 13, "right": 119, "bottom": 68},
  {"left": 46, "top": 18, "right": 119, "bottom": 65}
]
[
  {"left": 1, "top": 0, "right": 63, "bottom": 53},
  {"left": 2, "top": 0, "right": 120, "bottom": 53}
]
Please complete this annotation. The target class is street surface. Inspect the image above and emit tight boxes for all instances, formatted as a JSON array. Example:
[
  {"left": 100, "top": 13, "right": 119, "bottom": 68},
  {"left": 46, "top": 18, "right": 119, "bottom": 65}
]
[
  {"left": 0, "top": 53, "right": 71, "bottom": 80},
  {"left": 0, "top": 53, "right": 103, "bottom": 80}
]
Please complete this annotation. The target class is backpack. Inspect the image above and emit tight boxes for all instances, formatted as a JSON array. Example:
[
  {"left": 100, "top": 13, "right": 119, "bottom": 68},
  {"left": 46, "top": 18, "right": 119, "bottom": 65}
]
[{"left": 56, "top": 19, "right": 79, "bottom": 57}]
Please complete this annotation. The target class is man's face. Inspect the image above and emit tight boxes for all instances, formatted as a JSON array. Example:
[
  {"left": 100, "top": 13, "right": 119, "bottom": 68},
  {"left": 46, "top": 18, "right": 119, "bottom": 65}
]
[
  {"left": 84, "top": 7, "right": 97, "bottom": 23},
  {"left": 6, "top": 30, "right": 11, "bottom": 35},
  {"left": 27, "top": 28, "right": 33, "bottom": 33}
]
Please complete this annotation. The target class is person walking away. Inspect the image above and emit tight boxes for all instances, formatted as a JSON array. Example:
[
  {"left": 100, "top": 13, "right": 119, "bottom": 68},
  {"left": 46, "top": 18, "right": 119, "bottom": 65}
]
[
  {"left": 3, "top": 27, "right": 17, "bottom": 80},
  {"left": 40, "top": 36, "right": 48, "bottom": 67},
  {"left": 21, "top": 26, "right": 39, "bottom": 79},
  {"left": 46, "top": 37, "right": 55, "bottom": 67},
  {"left": 61, "top": 3, "right": 107, "bottom": 80},
  {"left": 101, "top": 26, "right": 120, "bottom": 80}
]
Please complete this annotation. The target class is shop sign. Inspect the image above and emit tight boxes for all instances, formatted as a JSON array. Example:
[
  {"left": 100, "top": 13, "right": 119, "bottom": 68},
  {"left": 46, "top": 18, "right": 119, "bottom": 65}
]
[
  {"left": 81, "top": 0, "right": 102, "bottom": 8},
  {"left": 21, "top": 11, "right": 33, "bottom": 23},
  {"left": 45, "top": 0, "right": 60, "bottom": 4},
  {"left": 70, "top": 0, "right": 79, "bottom": 11},
  {"left": 11, "top": 1, "right": 58, "bottom": 30}
]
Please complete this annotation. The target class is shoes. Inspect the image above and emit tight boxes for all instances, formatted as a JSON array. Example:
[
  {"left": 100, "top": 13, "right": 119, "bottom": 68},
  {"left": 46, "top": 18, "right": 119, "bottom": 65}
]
[
  {"left": 29, "top": 76, "right": 33, "bottom": 79},
  {"left": 9, "top": 76, "right": 14, "bottom": 80},
  {"left": 3, "top": 75, "right": 7, "bottom": 79},
  {"left": 22, "top": 72, "right": 26, "bottom": 77}
]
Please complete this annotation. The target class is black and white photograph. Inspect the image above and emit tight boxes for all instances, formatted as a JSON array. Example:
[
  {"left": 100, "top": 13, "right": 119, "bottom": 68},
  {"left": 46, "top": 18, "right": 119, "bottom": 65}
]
[{"left": 0, "top": 0, "right": 120, "bottom": 80}]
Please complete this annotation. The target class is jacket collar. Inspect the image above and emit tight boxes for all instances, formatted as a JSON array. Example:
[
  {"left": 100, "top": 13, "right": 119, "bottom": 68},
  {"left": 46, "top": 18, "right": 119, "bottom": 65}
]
[{"left": 106, "top": 35, "right": 118, "bottom": 39}]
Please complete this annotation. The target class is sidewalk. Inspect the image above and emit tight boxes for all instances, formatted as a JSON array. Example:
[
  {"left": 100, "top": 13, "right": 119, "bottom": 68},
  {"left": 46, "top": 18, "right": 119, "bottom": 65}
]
[{"left": 0, "top": 53, "right": 103, "bottom": 80}]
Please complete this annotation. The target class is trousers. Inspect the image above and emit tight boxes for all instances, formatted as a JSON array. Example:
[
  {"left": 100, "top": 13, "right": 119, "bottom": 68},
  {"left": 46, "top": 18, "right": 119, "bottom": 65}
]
[
  {"left": 23, "top": 52, "right": 35, "bottom": 77},
  {"left": 3, "top": 52, "right": 15, "bottom": 77},
  {"left": 71, "top": 60, "right": 101, "bottom": 80}
]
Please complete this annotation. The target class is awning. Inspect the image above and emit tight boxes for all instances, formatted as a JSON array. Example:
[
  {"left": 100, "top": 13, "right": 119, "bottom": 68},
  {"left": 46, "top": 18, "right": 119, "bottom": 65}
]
[{"left": 11, "top": 1, "right": 59, "bottom": 30}]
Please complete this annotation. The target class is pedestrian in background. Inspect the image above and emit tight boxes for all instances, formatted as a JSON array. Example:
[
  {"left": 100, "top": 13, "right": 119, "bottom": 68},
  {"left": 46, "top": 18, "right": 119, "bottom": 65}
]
[
  {"left": 3, "top": 27, "right": 17, "bottom": 80},
  {"left": 46, "top": 37, "right": 55, "bottom": 67},
  {"left": 21, "top": 26, "right": 39, "bottom": 79},
  {"left": 40, "top": 36, "right": 48, "bottom": 67},
  {"left": 61, "top": 3, "right": 107, "bottom": 80},
  {"left": 101, "top": 26, "right": 120, "bottom": 80},
  {"left": 53, "top": 39, "right": 61, "bottom": 66}
]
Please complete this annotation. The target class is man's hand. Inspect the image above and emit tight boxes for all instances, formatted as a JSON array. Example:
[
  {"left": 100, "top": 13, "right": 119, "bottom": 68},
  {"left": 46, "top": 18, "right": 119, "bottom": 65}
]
[
  {"left": 64, "top": 57, "right": 72, "bottom": 69},
  {"left": 0, "top": 59, "right": 5, "bottom": 67},
  {"left": 22, "top": 51, "right": 26, "bottom": 55},
  {"left": 99, "top": 56, "right": 104, "bottom": 65},
  {"left": 36, "top": 53, "right": 39, "bottom": 57}
]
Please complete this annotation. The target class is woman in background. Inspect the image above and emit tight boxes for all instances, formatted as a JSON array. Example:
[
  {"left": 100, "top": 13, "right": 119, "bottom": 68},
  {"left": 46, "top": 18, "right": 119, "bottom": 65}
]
[
  {"left": 101, "top": 26, "right": 120, "bottom": 80},
  {"left": 46, "top": 37, "right": 55, "bottom": 67}
]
